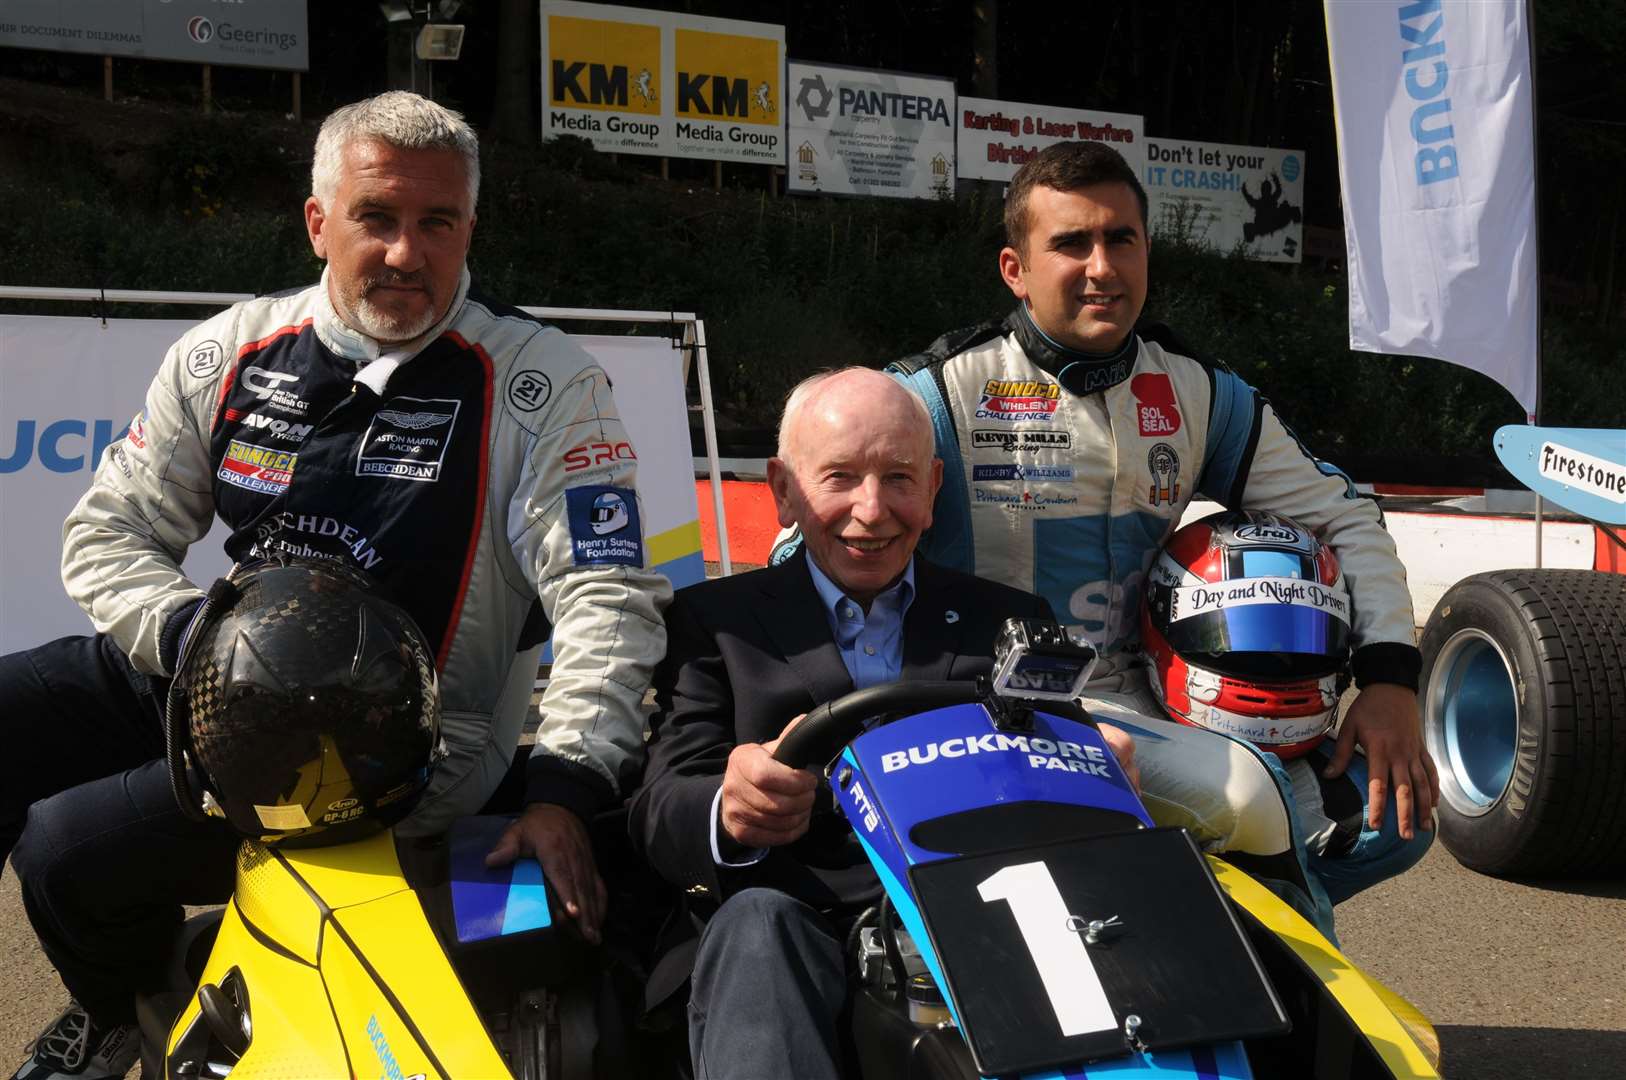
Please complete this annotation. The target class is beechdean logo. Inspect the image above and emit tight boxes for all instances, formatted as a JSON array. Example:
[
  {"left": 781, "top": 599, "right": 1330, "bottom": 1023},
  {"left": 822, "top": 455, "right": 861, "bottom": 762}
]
[
  {"left": 188, "top": 17, "right": 214, "bottom": 44},
  {"left": 355, "top": 398, "right": 460, "bottom": 482},
  {"left": 507, "top": 370, "right": 552, "bottom": 413}
]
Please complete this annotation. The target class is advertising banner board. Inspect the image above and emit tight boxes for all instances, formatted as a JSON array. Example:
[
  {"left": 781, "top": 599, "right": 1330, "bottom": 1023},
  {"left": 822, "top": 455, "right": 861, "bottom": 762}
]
[
  {"left": 1324, "top": 0, "right": 1538, "bottom": 412},
  {"left": 957, "top": 95, "right": 1144, "bottom": 184},
  {"left": 0, "top": 0, "right": 308, "bottom": 71},
  {"left": 541, "top": 1, "right": 785, "bottom": 165},
  {"left": 0, "top": 315, "right": 703, "bottom": 655},
  {"left": 786, "top": 61, "right": 955, "bottom": 199},
  {"left": 1144, "top": 139, "right": 1306, "bottom": 262}
]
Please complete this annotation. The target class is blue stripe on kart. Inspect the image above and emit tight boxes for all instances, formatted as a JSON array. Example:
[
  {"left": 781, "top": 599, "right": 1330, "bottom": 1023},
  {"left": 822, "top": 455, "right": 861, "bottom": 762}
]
[{"left": 501, "top": 857, "right": 553, "bottom": 934}]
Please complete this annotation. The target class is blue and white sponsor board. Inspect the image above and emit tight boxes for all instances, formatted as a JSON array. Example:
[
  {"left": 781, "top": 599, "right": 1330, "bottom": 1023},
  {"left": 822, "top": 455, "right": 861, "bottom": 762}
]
[
  {"left": 786, "top": 61, "right": 955, "bottom": 199},
  {"left": 0, "top": 314, "right": 704, "bottom": 654},
  {"left": 1143, "top": 138, "right": 1306, "bottom": 263}
]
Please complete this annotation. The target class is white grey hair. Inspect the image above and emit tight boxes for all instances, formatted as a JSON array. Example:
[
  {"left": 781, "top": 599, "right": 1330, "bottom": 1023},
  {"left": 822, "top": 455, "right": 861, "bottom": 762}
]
[
  {"left": 310, "top": 91, "right": 480, "bottom": 211},
  {"left": 775, "top": 366, "right": 933, "bottom": 465}
]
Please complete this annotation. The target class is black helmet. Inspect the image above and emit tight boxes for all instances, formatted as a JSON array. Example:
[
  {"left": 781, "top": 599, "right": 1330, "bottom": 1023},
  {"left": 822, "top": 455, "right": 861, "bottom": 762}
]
[{"left": 168, "top": 558, "right": 442, "bottom": 847}]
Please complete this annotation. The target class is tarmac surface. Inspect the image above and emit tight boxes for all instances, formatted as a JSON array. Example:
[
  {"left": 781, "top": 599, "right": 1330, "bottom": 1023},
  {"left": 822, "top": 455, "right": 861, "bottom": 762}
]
[{"left": 0, "top": 832, "right": 1621, "bottom": 1078}]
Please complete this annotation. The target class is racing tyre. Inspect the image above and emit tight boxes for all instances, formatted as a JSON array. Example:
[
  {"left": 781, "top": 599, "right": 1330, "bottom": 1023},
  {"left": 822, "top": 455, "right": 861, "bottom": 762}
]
[{"left": 1420, "top": 569, "right": 1626, "bottom": 876}]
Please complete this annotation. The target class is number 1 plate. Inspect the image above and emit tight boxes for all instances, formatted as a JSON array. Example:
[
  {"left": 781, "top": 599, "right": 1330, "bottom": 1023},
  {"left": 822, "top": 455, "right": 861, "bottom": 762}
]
[{"left": 909, "top": 827, "right": 1289, "bottom": 1076}]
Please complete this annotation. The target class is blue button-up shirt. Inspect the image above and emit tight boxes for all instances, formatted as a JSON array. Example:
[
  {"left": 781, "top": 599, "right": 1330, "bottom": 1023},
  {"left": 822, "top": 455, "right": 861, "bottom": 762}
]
[{"left": 805, "top": 555, "right": 916, "bottom": 690}]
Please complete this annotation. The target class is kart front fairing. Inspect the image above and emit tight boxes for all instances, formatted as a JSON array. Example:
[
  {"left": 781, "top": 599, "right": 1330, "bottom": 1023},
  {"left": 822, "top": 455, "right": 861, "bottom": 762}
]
[{"left": 830, "top": 699, "right": 1440, "bottom": 1079}]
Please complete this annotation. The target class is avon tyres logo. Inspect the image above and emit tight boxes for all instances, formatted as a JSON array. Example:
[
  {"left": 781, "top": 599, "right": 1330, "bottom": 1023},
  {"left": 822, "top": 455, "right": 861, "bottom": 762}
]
[
  {"left": 565, "top": 485, "right": 644, "bottom": 567},
  {"left": 187, "top": 17, "right": 213, "bottom": 44},
  {"left": 218, "top": 440, "right": 296, "bottom": 496},
  {"left": 1130, "top": 373, "right": 1181, "bottom": 436}
]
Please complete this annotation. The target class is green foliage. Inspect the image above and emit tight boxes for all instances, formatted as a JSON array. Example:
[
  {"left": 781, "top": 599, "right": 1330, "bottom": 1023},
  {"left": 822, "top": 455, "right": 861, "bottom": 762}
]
[{"left": 4, "top": 143, "right": 1620, "bottom": 473}]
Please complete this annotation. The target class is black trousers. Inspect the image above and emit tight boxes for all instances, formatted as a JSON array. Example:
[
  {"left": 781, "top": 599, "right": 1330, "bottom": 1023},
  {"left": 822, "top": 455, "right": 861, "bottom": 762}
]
[{"left": 3, "top": 633, "right": 532, "bottom": 1027}]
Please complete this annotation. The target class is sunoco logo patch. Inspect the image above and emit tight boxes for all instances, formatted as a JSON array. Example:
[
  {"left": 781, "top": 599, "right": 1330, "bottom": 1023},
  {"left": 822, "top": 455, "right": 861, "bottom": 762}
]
[
  {"left": 355, "top": 398, "right": 460, "bottom": 482},
  {"left": 218, "top": 440, "right": 296, "bottom": 495}
]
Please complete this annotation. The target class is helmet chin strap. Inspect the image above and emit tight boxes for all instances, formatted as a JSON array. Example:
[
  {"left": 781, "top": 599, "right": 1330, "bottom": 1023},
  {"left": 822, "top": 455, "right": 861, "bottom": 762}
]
[{"left": 165, "top": 573, "right": 242, "bottom": 823}]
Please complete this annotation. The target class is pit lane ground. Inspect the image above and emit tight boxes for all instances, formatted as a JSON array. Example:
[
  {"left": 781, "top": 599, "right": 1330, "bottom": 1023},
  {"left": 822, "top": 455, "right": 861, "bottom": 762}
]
[{"left": 0, "top": 833, "right": 1620, "bottom": 1078}]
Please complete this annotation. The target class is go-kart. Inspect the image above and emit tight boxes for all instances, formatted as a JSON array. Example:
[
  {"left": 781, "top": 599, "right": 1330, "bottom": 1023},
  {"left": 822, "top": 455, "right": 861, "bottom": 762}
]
[
  {"left": 769, "top": 619, "right": 1443, "bottom": 1079},
  {"left": 140, "top": 618, "right": 1441, "bottom": 1079}
]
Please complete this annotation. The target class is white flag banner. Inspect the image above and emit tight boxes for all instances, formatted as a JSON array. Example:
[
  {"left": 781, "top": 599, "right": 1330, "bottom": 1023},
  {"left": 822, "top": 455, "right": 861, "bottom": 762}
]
[{"left": 1324, "top": 0, "right": 1538, "bottom": 413}]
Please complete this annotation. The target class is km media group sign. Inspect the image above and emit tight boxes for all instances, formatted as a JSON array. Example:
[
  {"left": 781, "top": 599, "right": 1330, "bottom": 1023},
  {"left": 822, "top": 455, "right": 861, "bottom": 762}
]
[{"left": 541, "top": 1, "right": 784, "bottom": 165}]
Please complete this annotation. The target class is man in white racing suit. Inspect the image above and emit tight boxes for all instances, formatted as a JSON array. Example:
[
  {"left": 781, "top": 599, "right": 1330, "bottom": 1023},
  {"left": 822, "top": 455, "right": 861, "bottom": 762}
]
[
  {"left": 4, "top": 92, "right": 670, "bottom": 1080},
  {"left": 884, "top": 142, "right": 1440, "bottom": 937}
]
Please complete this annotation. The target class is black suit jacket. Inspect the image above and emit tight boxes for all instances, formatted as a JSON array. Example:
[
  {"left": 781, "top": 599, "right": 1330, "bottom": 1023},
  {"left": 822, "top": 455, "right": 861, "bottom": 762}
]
[{"left": 627, "top": 550, "right": 1053, "bottom": 919}]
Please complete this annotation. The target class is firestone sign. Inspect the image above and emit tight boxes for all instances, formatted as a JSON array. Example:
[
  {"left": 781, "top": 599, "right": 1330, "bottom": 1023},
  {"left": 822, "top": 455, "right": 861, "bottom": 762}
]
[
  {"left": 542, "top": 1, "right": 785, "bottom": 165},
  {"left": 0, "top": 0, "right": 309, "bottom": 71}
]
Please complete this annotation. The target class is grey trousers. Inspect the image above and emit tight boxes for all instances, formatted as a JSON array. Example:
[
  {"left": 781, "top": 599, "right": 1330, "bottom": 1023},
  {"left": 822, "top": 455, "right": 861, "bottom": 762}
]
[{"left": 688, "top": 889, "right": 847, "bottom": 1080}]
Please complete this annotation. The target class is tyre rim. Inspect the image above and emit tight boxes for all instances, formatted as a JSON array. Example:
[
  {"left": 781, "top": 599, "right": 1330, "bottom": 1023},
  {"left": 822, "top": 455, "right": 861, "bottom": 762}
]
[{"left": 1425, "top": 628, "right": 1519, "bottom": 817}]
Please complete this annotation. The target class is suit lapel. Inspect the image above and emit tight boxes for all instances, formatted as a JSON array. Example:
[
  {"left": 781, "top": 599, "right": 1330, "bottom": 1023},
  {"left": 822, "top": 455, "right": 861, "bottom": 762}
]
[
  {"left": 900, "top": 558, "right": 966, "bottom": 682},
  {"left": 751, "top": 551, "right": 855, "bottom": 707}
]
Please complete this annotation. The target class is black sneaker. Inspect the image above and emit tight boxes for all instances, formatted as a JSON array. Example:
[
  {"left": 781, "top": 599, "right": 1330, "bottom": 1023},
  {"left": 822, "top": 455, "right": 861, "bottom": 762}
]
[{"left": 13, "top": 1002, "right": 137, "bottom": 1080}]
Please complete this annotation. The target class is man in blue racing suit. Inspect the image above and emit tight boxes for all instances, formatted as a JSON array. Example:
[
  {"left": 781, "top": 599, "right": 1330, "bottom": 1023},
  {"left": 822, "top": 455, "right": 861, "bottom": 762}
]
[{"left": 884, "top": 141, "right": 1439, "bottom": 936}]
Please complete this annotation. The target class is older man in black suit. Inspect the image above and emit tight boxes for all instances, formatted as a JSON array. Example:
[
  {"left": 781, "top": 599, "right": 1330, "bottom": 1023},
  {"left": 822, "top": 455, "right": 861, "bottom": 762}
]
[{"left": 627, "top": 367, "right": 1136, "bottom": 1080}]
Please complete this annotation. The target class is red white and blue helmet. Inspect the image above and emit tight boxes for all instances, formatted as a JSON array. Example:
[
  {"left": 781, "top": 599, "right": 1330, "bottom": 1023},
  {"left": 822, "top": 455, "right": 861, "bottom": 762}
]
[{"left": 1140, "top": 510, "right": 1351, "bottom": 759}]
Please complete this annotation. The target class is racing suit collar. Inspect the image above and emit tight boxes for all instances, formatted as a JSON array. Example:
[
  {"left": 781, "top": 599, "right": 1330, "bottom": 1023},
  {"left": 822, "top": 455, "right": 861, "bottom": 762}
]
[
  {"left": 1006, "top": 304, "right": 1139, "bottom": 396},
  {"left": 314, "top": 265, "right": 472, "bottom": 369}
]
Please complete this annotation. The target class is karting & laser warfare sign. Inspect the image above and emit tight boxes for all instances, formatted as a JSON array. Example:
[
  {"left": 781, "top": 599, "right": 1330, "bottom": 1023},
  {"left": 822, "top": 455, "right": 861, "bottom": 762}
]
[
  {"left": 1144, "top": 138, "right": 1306, "bottom": 263},
  {"left": 541, "top": 1, "right": 785, "bottom": 165},
  {"left": 787, "top": 61, "right": 955, "bottom": 199},
  {"left": 957, "top": 95, "right": 1144, "bottom": 184},
  {"left": 0, "top": 0, "right": 308, "bottom": 71}
]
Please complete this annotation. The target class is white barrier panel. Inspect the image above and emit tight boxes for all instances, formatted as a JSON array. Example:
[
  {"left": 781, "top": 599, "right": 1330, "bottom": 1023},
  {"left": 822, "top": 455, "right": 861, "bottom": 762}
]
[{"left": 0, "top": 315, "right": 704, "bottom": 655}]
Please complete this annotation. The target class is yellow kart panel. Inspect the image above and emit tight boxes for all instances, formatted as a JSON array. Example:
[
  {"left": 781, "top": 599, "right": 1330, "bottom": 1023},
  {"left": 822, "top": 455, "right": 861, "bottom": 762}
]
[
  {"left": 230, "top": 843, "right": 324, "bottom": 966},
  {"left": 1208, "top": 856, "right": 1441, "bottom": 1079},
  {"left": 329, "top": 889, "right": 514, "bottom": 1079},
  {"left": 320, "top": 926, "right": 451, "bottom": 1080},
  {"left": 279, "top": 828, "right": 414, "bottom": 909},
  {"left": 166, "top": 903, "right": 348, "bottom": 1078}
]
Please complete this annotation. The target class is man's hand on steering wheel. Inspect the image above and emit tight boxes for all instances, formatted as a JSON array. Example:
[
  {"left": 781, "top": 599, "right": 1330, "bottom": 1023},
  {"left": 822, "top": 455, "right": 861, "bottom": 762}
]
[{"left": 721, "top": 714, "right": 818, "bottom": 849}]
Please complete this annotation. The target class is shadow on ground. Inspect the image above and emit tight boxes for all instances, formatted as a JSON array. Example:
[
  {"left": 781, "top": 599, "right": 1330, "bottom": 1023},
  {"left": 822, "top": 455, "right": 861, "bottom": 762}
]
[{"left": 1438, "top": 1025, "right": 1626, "bottom": 1079}]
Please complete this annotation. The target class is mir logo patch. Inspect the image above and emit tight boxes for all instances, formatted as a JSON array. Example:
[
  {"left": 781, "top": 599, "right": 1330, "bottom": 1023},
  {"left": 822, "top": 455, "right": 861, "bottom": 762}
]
[{"left": 565, "top": 485, "right": 644, "bottom": 567}]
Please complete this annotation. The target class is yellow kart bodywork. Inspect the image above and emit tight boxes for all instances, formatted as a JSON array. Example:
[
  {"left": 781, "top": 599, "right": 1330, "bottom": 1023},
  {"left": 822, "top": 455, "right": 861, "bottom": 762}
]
[
  {"left": 1210, "top": 857, "right": 1442, "bottom": 1078},
  {"left": 165, "top": 832, "right": 512, "bottom": 1080}
]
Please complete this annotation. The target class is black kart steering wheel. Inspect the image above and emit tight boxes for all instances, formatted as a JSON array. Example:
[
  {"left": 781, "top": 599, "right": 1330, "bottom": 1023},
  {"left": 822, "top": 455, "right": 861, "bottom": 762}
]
[{"left": 771, "top": 680, "right": 986, "bottom": 771}]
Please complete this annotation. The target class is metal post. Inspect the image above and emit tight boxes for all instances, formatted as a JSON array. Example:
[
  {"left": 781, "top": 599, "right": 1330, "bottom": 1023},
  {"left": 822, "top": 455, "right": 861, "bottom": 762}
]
[
  {"left": 691, "top": 319, "right": 732, "bottom": 575},
  {"left": 1534, "top": 493, "right": 1544, "bottom": 567},
  {"left": 103, "top": 56, "right": 112, "bottom": 102},
  {"left": 293, "top": 72, "right": 302, "bottom": 123},
  {"left": 202, "top": 65, "right": 212, "bottom": 114},
  {"left": 660, "top": 157, "right": 669, "bottom": 180},
  {"left": 713, "top": 160, "right": 723, "bottom": 193}
]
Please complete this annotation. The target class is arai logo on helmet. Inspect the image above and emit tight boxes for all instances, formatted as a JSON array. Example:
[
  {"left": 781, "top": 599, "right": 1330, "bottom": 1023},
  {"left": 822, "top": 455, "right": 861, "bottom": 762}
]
[
  {"left": 187, "top": 16, "right": 214, "bottom": 43},
  {"left": 1234, "top": 523, "right": 1301, "bottom": 545},
  {"left": 590, "top": 492, "right": 630, "bottom": 535}
]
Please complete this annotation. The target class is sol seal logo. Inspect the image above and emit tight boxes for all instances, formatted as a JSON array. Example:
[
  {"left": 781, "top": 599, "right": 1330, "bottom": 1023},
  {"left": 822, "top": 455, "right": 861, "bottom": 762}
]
[
  {"left": 187, "top": 16, "right": 214, "bottom": 43},
  {"left": 1130, "top": 373, "right": 1181, "bottom": 436}
]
